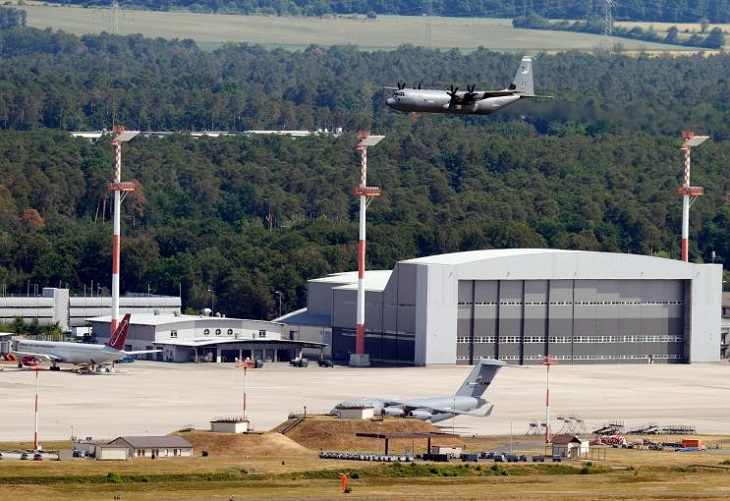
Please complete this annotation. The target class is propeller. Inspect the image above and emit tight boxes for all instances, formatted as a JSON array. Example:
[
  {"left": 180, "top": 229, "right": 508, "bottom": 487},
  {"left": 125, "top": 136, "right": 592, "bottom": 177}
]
[
  {"left": 464, "top": 84, "right": 478, "bottom": 102},
  {"left": 447, "top": 84, "right": 460, "bottom": 103}
]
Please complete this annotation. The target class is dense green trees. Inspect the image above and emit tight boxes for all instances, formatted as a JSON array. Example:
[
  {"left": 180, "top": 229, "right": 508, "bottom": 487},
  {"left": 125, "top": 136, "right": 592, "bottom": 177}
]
[{"left": 2, "top": 27, "right": 730, "bottom": 319}]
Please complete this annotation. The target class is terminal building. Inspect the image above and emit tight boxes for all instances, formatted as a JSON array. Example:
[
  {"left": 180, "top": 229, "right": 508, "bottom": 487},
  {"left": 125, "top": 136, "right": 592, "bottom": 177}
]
[
  {"left": 286, "top": 249, "right": 722, "bottom": 366},
  {"left": 87, "top": 314, "right": 323, "bottom": 363}
]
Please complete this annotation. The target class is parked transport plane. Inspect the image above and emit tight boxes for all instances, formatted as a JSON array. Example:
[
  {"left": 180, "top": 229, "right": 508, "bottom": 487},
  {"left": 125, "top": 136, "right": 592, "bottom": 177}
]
[
  {"left": 12, "top": 314, "right": 157, "bottom": 371},
  {"left": 386, "top": 56, "right": 544, "bottom": 116},
  {"left": 331, "top": 358, "right": 505, "bottom": 423}
]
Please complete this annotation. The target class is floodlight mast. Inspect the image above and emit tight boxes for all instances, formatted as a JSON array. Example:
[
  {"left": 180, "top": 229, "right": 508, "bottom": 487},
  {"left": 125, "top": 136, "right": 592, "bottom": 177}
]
[
  {"left": 676, "top": 132, "right": 708, "bottom": 262},
  {"left": 350, "top": 131, "right": 384, "bottom": 367},
  {"left": 109, "top": 126, "right": 139, "bottom": 333}
]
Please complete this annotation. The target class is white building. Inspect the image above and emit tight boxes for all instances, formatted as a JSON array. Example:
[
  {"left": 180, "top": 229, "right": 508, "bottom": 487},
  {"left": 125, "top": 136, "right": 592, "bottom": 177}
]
[{"left": 88, "top": 313, "right": 325, "bottom": 363}]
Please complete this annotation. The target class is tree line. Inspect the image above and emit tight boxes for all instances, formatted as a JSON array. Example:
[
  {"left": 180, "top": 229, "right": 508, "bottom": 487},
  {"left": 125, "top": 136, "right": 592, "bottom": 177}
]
[
  {"left": 513, "top": 13, "right": 727, "bottom": 49},
  {"left": 2, "top": 27, "right": 730, "bottom": 320},
  {"left": 23, "top": 0, "right": 730, "bottom": 23}
]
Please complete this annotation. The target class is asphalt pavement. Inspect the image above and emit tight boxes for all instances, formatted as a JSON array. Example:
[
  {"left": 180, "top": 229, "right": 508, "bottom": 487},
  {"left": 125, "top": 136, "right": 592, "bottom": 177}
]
[{"left": 1, "top": 360, "right": 729, "bottom": 442}]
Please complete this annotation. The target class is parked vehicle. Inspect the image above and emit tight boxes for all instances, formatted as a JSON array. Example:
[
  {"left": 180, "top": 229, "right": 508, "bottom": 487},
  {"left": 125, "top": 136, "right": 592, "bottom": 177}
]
[
  {"left": 290, "top": 358, "right": 309, "bottom": 368},
  {"left": 254, "top": 358, "right": 264, "bottom": 368},
  {"left": 318, "top": 358, "right": 334, "bottom": 367},
  {"left": 20, "top": 452, "right": 29, "bottom": 460}
]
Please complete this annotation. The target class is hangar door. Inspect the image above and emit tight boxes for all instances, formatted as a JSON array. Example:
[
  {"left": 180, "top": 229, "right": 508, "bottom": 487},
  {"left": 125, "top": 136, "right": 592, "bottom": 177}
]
[{"left": 457, "top": 279, "right": 685, "bottom": 365}]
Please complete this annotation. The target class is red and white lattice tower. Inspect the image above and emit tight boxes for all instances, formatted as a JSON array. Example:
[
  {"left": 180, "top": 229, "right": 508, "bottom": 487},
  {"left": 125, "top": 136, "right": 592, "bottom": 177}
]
[
  {"left": 350, "top": 131, "right": 384, "bottom": 367},
  {"left": 676, "top": 132, "right": 708, "bottom": 262},
  {"left": 542, "top": 355, "right": 557, "bottom": 443},
  {"left": 108, "top": 126, "right": 139, "bottom": 333}
]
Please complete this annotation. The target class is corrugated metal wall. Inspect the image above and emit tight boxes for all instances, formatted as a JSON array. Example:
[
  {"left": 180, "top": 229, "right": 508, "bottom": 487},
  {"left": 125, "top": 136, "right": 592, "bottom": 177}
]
[{"left": 457, "top": 279, "right": 685, "bottom": 365}]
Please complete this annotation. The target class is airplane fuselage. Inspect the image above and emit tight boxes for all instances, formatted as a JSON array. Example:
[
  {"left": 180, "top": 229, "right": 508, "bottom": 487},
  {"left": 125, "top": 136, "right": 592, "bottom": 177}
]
[
  {"left": 13, "top": 339, "right": 124, "bottom": 365},
  {"left": 334, "top": 395, "right": 487, "bottom": 423},
  {"left": 386, "top": 90, "right": 522, "bottom": 115}
]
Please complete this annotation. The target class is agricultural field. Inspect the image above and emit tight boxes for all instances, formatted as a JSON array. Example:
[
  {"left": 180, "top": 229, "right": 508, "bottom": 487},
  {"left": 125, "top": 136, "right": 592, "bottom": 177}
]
[{"left": 12, "top": 3, "right": 701, "bottom": 52}]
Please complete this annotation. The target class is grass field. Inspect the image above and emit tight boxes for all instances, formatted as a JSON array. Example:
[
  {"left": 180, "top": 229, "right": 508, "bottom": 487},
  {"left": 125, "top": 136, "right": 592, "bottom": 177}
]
[
  {"left": 2, "top": 431, "right": 730, "bottom": 500},
  {"left": 12, "top": 3, "right": 702, "bottom": 52}
]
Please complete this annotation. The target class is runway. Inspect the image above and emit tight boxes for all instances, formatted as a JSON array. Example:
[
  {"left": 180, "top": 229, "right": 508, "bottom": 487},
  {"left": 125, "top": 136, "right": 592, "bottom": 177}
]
[{"left": 1, "top": 360, "right": 729, "bottom": 442}]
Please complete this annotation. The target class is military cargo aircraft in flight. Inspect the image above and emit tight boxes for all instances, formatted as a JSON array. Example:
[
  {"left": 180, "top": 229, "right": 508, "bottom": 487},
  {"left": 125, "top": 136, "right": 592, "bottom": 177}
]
[
  {"left": 386, "top": 56, "right": 541, "bottom": 116},
  {"left": 12, "top": 314, "right": 158, "bottom": 372},
  {"left": 331, "top": 358, "right": 505, "bottom": 423}
]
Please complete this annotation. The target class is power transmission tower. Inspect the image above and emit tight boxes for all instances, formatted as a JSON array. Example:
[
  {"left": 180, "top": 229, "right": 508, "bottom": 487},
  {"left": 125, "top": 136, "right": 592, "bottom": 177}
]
[
  {"left": 604, "top": 0, "right": 615, "bottom": 53},
  {"left": 110, "top": 0, "right": 120, "bottom": 34}
]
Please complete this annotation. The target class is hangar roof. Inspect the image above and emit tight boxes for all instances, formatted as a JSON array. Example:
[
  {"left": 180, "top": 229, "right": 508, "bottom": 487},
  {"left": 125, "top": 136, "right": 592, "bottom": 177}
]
[
  {"left": 398, "top": 248, "right": 717, "bottom": 281},
  {"left": 309, "top": 270, "right": 392, "bottom": 290}
]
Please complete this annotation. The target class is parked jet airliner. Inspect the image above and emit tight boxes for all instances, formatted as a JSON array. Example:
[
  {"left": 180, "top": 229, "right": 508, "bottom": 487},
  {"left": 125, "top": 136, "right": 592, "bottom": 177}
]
[
  {"left": 331, "top": 358, "right": 505, "bottom": 423},
  {"left": 386, "top": 56, "right": 543, "bottom": 116},
  {"left": 12, "top": 314, "right": 157, "bottom": 371}
]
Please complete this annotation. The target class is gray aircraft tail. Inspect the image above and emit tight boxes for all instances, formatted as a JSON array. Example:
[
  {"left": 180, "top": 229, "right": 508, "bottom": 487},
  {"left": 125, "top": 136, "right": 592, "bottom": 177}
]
[
  {"left": 509, "top": 56, "right": 535, "bottom": 96},
  {"left": 455, "top": 359, "right": 505, "bottom": 398}
]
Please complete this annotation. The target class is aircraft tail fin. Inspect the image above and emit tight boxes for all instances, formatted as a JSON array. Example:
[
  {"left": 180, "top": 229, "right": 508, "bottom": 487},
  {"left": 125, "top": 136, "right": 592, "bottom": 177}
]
[
  {"left": 106, "top": 314, "right": 131, "bottom": 350},
  {"left": 508, "top": 56, "right": 534, "bottom": 96},
  {"left": 456, "top": 358, "right": 505, "bottom": 398}
]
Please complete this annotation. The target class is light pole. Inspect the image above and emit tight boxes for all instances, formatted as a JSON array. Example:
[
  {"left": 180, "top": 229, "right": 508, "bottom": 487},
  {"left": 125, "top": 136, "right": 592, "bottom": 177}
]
[
  {"left": 274, "top": 290, "right": 282, "bottom": 319},
  {"left": 109, "top": 126, "right": 139, "bottom": 334},
  {"left": 207, "top": 287, "right": 215, "bottom": 316},
  {"left": 350, "top": 131, "right": 385, "bottom": 367},
  {"left": 542, "top": 355, "right": 557, "bottom": 443},
  {"left": 33, "top": 368, "right": 40, "bottom": 451},
  {"left": 676, "top": 131, "right": 708, "bottom": 262},
  {"left": 236, "top": 359, "right": 255, "bottom": 421}
]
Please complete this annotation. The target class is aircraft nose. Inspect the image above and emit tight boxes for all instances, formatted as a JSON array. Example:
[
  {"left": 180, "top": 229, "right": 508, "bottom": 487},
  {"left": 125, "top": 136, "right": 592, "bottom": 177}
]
[{"left": 386, "top": 97, "right": 396, "bottom": 108}]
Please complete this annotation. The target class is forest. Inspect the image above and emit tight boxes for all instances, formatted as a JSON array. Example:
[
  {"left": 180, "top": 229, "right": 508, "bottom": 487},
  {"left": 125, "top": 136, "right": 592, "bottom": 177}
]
[
  {"left": 1, "top": 26, "right": 729, "bottom": 321},
  {"left": 26, "top": 0, "right": 730, "bottom": 23}
]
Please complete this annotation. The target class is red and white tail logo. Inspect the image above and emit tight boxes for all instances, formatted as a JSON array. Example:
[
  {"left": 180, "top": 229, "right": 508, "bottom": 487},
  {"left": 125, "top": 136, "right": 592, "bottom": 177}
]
[{"left": 107, "top": 314, "right": 131, "bottom": 350}]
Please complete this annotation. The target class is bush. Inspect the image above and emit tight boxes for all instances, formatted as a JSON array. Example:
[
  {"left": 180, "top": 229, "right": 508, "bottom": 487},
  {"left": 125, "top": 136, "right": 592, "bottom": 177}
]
[{"left": 106, "top": 472, "right": 122, "bottom": 484}]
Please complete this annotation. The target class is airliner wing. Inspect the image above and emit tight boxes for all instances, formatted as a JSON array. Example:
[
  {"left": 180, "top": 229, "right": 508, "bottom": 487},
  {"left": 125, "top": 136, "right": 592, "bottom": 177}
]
[
  {"left": 11, "top": 350, "right": 60, "bottom": 362},
  {"left": 123, "top": 349, "right": 162, "bottom": 356}
]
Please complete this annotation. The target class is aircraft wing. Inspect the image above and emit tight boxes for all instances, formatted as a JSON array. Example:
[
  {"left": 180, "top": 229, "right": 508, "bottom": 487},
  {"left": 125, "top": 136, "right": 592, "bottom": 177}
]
[
  {"left": 123, "top": 349, "right": 162, "bottom": 356},
  {"left": 11, "top": 350, "right": 61, "bottom": 362}
]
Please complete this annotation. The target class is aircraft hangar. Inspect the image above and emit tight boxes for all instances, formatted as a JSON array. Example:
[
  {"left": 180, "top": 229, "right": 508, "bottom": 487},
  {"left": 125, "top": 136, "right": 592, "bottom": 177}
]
[{"left": 286, "top": 249, "right": 722, "bottom": 366}]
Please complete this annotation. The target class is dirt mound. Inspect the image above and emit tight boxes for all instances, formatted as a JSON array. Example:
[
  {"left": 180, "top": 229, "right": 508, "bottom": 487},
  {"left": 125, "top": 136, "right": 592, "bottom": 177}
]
[
  {"left": 276, "top": 416, "right": 466, "bottom": 453},
  {"left": 174, "top": 430, "right": 313, "bottom": 457}
]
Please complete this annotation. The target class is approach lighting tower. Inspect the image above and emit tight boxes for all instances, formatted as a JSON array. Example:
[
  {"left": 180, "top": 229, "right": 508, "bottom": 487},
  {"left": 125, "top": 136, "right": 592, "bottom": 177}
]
[
  {"left": 676, "top": 132, "right": 708, "bottom": 262},
  {"left": 109, "top": 126, "right": 139, "bottom": 334},
  {"left": 350, "top": 131, "right": 384, "bottom": 367},
  {"left": 542, "top": 355, "right": 557, "bottom": 443}
]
